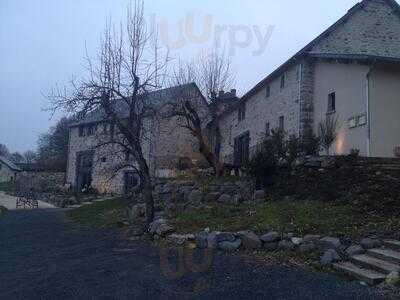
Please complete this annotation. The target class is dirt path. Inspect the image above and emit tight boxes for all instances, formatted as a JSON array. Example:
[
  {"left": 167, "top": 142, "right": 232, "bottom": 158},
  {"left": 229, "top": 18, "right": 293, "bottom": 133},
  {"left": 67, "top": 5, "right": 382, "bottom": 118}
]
[
  {"left": 0, "top": 191, "right": 55, "bottom": 210},
  {"left": 0, "top": 209, "right": 388, "bottom": 299}
]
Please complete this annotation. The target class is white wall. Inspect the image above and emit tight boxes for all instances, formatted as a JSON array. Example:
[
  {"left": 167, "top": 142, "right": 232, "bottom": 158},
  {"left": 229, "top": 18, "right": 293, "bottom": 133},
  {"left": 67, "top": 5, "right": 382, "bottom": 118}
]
[
  {"left": 0, "top": 162, "right": 18, "bottom": 183},
  {"left": 369, "top": 66, "right": 400, "bottom": 157},
  {"left": 313, "top": 61, "right": 370, "bottom": 156}
]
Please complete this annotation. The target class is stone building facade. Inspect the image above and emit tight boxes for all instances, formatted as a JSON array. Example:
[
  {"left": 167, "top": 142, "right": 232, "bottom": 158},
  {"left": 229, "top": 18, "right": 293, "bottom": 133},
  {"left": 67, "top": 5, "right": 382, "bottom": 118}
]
[
  {"left": 66, "top": 83, "right": 208, "bottom": 194},
  {"left": 0, "top": 156, "right": 21, "bottom": 183},
  {"left": 219, "top": 0, "right": 400, "bottom": 163}
]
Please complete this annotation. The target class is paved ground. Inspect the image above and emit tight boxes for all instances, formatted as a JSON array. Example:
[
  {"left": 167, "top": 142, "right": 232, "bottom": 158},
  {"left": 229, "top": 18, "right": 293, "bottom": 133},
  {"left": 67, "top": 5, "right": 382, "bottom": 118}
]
[
  {"left": 0, "top": 191, "right": 55, "bottom": 210},
  {"left": 0, "top": 209, "right": 388, "bottom": 300}
]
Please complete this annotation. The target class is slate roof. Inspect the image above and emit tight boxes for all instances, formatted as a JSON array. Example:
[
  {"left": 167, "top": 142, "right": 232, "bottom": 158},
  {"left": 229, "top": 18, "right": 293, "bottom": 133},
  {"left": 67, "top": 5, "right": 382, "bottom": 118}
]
[
  {"left": 71, "top": 83, "right": 205, "bottom": 127},
  {"left": 0, "top": 156, "right": 22, "bottom": 172},
  {"left": 241, "top": 0, "right": 400, "bottom": 102}
]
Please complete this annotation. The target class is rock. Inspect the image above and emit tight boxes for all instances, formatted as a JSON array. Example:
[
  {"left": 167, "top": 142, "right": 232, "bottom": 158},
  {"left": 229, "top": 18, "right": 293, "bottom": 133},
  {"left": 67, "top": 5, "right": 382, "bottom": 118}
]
[
  {"left": 167, "top": 234, "right": 193, "bottom": 245},
  {"left": 345, "top": 245, "right": 365, "bottom": 257},
  {"left": 279, "top": 240, "right": 295, "bottom": 251},
  {"left": 291, "top": 237, "right": 303, "bottom": 245},
  {"left": 149, "top": 219, "right": 166, "bottom": 234},
  {"left": 207, "top": 232, "right": 219, "bottom": 248},
  {"left": 260, "top": 232, "right": 281, "bottom": 243},
  {"left": 217, "top": 194, "right": 231, "bottom": 203},
  {"left": 196, "top": 231, "right": 209, "bottom": 249},
  {"left": 299, "top": 242, "right": 316, "bottom": 253},
  {"left": 318, "top": 237, "right": 342, "bottom": 250},
  {"left": 188, "top": 189, "right": 203, "bottom": 203},
  {"left": 263, "top": 242, "right": 279, "bottom": 251},
  {"left": 320, "top": 249, "right": 341, "bottom": 266},
  {"left": 253, "top": 190, "right": 266, "bottom": 201},
  {"left": 218, "top": 239, "right": 242, "bottom": 252},
  {"left": 155, "top": 223, "right": 174, "bottom": 236},
  {"left": 303, "top": 234, "right": 321, "bottom": 243},
  {"left": 237, "top": 230, "right": 262, "bottom": 250},
  {"left": 386, "top": 271, "right": 400, "bottom": 286},
  {"left": 216, "top": 232, "right": 236, "bottom": 243},
  {"left": 360, "top": 238, "right": 382, "bottom": 249},
  {"left": 204, "top": 192, "right": 221, "bottom": 202}
]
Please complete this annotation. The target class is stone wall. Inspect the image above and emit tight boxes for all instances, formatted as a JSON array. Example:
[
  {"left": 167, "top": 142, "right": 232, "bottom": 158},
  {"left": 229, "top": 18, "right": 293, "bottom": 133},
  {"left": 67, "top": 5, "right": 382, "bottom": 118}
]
[
  {"left": 219, "top": 62, "right": 302, "bottom": 164},
  {"left": 16, "top": 171, "right": 66, "bottom": 194},
  {"left": 152, "top": 177, "right": 256, "bottom": 216},
  {"left": 309, "top": 0, "right": 400, "bottom": 59}
]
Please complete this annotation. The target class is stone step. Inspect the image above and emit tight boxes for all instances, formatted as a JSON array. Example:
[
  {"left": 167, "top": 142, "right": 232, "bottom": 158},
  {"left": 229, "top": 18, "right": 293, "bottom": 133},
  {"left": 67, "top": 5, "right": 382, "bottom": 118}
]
[
  {"left": 351, "top": 254, "right": 400, "bottom": 274},
  {"left": 367, "top": 248, "right": 400, "bottom": 264},
  {"left": 333, "top": 262, "right": 386, "bottom": 285},
  {"left": 383, "top": 240, "right": 400, "bottom": 251}
]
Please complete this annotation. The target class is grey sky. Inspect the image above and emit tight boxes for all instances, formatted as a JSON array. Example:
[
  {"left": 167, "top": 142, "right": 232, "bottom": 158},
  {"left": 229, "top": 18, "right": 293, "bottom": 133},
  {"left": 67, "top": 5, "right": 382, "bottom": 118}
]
[{"left": 0, "top": 0, "right": 364, "bottom": 153}]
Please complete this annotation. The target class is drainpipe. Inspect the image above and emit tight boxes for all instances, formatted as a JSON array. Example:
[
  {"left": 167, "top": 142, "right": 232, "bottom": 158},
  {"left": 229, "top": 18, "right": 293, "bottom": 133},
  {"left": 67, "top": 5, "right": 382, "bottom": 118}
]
[
  {"left": 298, "top": 62, "right": 303, "bottom": 137},
  {"left": 366, "top": 67, "right": 372, "bottom": 157}
]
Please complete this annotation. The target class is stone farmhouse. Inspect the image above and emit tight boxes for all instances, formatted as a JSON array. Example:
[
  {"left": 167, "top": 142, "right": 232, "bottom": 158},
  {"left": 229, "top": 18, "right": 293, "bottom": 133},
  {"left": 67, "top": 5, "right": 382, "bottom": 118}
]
[
  {"left": 66, "top": 83, "right": 208, "bottom": 194},
  {"left": 0, "top": 156, "right": 21, "bottom": 183},
  {"left": 219, "top": 0, "right": 400, "bottom": 165},
  {"left": 67, "top": 0, "right": 400, "bottom": 194}
]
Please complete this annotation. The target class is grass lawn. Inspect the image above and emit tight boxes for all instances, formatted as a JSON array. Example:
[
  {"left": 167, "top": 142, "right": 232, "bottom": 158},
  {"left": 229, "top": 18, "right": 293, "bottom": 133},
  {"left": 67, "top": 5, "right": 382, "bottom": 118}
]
[
  {"left": 67, "top": 197, "right": 128, "bottom": 229},
  {"left": 171, "top": 199, "right": 400, "bottom": 239}
]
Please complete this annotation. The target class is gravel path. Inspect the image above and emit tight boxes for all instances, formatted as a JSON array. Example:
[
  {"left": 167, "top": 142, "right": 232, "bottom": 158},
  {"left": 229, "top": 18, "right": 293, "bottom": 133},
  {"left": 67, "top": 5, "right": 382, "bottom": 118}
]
[
  {"left": 0, "top": 191, "right": 55, "bottom": 210},
  {"left": 0, "top": 209, "right": 388, "bottom": 299}
]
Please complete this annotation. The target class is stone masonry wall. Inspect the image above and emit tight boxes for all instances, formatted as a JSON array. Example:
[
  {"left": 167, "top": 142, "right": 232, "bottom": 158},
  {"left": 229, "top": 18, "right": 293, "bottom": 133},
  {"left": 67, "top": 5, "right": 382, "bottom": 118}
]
[
  {"left": 310, "top": 0, "right": 400, "bottom": 59},
  {"left": 219, "top": 63, "right": 302, "bottom": 164}
]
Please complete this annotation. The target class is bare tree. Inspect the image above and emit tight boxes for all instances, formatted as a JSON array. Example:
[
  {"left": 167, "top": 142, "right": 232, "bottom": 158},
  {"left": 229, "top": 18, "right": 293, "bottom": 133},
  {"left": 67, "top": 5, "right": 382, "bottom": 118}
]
[
  {"left": 319, "top": 115, "right": 339, "bottom": 156},
  {"left": 23, "top": 151, "right": 38, "bottom": 164},
  {"left": 48, "top": 0, "right": 169, "bottom": 224},
  {"left": 167, "top": 50, "right": 235, "bottom": 177}
]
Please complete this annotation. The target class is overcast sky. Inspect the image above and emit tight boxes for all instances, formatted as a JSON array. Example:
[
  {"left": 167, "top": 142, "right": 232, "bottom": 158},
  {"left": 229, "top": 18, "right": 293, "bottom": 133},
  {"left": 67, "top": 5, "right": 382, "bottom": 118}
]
[{"left": 0, "top": 0, "right": 367, "bottom": 153}]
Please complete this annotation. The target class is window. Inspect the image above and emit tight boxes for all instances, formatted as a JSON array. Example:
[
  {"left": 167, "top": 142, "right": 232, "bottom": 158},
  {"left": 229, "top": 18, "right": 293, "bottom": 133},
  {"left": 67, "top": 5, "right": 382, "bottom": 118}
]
[
  {"left": 265, "top": 122, "right": 270, "bottom": 136},
  {"left": 238, "top": 103, "right": 246, "bottom": 122},
  {"left": 280, "top": 73, "right": 285, "bottom": 89},
  {"left": 328, "top": 92, "right": 336, "bottom": 113},
  {"left": 79, "top": 126, "right": 85, "bottom": 137},
  {"left": 279, "top": 116, "right": 285, "bottom": 132},
  {"left": 266, "top": 85, "right": 271, "bottom": 98},
  {"left": 101, "top": 157, "right": 107, "bottom": 163}
]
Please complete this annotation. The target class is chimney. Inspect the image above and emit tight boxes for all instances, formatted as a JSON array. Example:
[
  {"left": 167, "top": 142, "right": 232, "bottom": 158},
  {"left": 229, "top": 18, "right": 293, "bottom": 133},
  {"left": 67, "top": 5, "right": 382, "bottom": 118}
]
[{"left": 230, "top": 89, "right": 237, "bottom": 97}]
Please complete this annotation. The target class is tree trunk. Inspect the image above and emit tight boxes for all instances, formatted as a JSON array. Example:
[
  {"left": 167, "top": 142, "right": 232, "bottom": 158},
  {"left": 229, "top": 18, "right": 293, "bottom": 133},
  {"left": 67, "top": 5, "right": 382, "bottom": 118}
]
[{"left": 136, "top": 155, "right": 154, "bottom": 225}]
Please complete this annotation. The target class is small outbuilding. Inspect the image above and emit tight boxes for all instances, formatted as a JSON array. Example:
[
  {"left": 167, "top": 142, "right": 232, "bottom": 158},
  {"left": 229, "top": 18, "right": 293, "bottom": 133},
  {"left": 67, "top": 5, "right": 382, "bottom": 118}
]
[{"left": 0, "top": 155, "right": 22, "bottom": 183}]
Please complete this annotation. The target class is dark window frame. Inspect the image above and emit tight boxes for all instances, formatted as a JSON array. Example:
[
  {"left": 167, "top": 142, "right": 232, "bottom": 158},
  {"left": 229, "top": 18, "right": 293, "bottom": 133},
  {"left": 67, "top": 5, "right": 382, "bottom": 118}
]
[
  {"left": 266, "top": 85, "right": 271, "bottom": 98},
  {"left": 327, "top": 92, "right": 336, "bottom": 113},
  {"left": 280, "top": 73, "right": 285, "bottom": 90},
  {"left": 238, "top": 103, "right": 246, "bottom": 122},
  {"left": 279, "top": 116, "right": 285, "bottom": 132}
]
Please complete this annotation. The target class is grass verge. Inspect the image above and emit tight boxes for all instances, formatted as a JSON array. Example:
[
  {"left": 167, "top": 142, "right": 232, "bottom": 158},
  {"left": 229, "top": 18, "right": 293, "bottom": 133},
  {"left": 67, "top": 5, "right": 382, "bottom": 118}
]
[
  {"left": 67, "top": 197, "right": 127, "bottom": 229},
  {"left": 171, "top": 199, "right": 400, "bottom": 239}
]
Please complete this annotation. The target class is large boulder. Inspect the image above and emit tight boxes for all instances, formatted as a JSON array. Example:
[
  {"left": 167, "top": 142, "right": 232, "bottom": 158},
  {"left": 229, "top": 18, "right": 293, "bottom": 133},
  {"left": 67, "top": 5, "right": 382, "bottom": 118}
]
[
  {"left": 318, "top": 237, "right": 342, "bottom": 250},
  {"left": 155, "top": 223, "right": 174, "bottom": 237},
  {"left": 218, "top": 239, "right": 242, "bottom": 252},
  {"left": 299, "top": 242, "right": 316, "bottom": 253},
  {"left": 207, "top": 231, "right": 220, "bottom": 248},
  {"left": 237, "top": 231, "right": 262, "bottom": 250},
  {"left": 253, "top": 190, "right": 266, "bottom": 201},
  {"left": 167, "top": 234, "right": 195, "bottom": 245},
  {"left": 196, "top": 231, "right": 209, "bottom": 249},
  {"left": 320, "top": 249, "right": 341, "bottom": 266},
  {"left": 360, "top": 238, "right": 382, "bottom": 249},
  {"left": 345, "top": 245, "right": 365, "bottom": 257},
  {"left": 278, "top": 240, "right": 295, "bottom": 251},
  {"left": 216, "top": 232, "right": 236, "bottom": 243},
  {"left": 260, "top": 232, "right": 281, "bottom": 243},
  {"left": 303, "top": 234, "right": 321, "bottom": 243}
]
